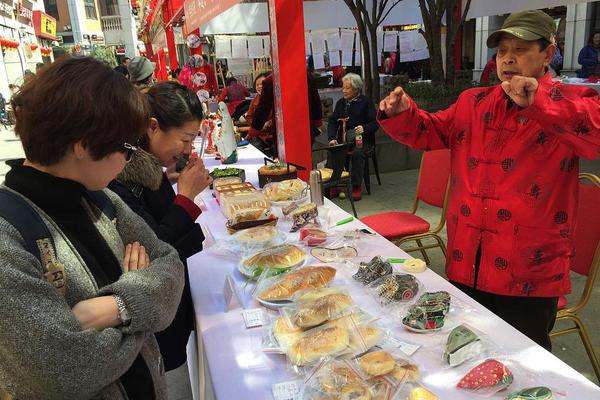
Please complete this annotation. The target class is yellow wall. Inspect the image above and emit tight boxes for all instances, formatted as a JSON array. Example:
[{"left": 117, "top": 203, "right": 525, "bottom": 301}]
[{"left": 82, "top": 0, "right": 103, "bottom": 32}]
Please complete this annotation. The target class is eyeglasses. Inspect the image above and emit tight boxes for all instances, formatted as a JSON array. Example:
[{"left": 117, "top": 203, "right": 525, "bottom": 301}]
[{"left": 123, "top": 142, "right": 139, "bottom": 161}]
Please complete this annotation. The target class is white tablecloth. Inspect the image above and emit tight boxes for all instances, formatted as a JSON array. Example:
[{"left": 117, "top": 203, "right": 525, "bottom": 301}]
[{"left": 187, "top": 144, "right": 600, "bottom": 399}]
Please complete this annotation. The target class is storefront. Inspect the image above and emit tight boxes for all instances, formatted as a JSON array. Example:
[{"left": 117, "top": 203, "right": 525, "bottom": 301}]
[{"left": 33, "top": 10, "right": 57, "bottom": 64}]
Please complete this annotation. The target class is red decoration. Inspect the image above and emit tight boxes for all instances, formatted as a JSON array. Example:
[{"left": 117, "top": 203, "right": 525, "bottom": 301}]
[
  {"left": 0, "top": 38, "right": 20, "bottom": 49},
  {"left": 40, "top": 47, "right": 52, "bottom": 56},
  {"left": 30, "top": 44, "right": 38, "bottom": 50}
]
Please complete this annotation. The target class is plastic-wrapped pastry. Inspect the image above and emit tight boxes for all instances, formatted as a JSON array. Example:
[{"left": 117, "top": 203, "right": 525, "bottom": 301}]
[
  {"left": 291, "top": 292, "right": 353, "bottom": 328},
  {"left": 290, "top": 203, "right": 318, "bottom": 232},
  {"left": 241, "top": 244, "right": 306, "bottom": 277},
  {"left": 263, "top": 179, "right": 307, "bottom": 202},
  {"left": 258, "top": 266, "right": 336, "bottom": 301},
  {"left": 288, "top": 325, "right": 350, "bottom": 366},
  {"left": 358, "top": 351, "right": 396, "bottom": 377},
  {"left": 408, "top": 387, "right": 439, "bottom": 400},
  {"left": 402, "top": 258, "right": 427, "bottom": 273},
  {"left": 272, "top": 317, "right": 303, "bottom": 348},
  {"left": 221, "top": 191, "right": 270, "bottom": 223}
]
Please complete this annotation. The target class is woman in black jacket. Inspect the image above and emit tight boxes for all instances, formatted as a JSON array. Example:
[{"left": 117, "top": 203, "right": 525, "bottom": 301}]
[
  {"left": 109, "top": 81, "right": 211, "bottom": 391},
  {"left": 328, "top": 73, "right": 379, "bottom": 201}
]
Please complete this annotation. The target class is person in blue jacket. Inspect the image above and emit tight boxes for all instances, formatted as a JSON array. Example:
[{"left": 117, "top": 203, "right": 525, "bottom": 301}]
[{"left": 577, "top": 30, "right": 600, "bottom": 78}]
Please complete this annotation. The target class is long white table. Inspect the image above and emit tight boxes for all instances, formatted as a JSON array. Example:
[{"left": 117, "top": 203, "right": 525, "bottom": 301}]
[{"left": 187, "top": 144, "right": 600, "bottom": 399}]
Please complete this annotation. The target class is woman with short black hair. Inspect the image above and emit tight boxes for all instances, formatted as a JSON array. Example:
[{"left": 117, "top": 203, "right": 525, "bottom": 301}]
[
  {"left": 109, "top": 81, "right": 211, "bottom": 391},
  {"left": 1, "top": 56, "right": 184, "bottom": 399}
]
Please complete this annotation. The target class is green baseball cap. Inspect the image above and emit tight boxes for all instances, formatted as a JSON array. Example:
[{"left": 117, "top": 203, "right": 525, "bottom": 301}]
[{"left": 487, "top": 10, "right": 556, "bottom": 48}]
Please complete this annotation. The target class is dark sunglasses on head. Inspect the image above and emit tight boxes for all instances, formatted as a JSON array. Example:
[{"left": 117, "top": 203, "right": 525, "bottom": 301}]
[{"left": 123, "top": 142, "right": 139, "bottom": 161}]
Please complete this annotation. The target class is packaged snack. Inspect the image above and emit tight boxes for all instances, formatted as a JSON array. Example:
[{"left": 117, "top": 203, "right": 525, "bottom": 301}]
[
  {"left": 290, "top": 203, "right": 318, "bottom": 232},
  {"left": 283, "top": 291, "right": 354, "bottom": 329},
  {"left": 311, "top": 246, "right": 358, "bottom": 263},
  {"left": 221, "top": 191, "right": 270, "bottom": 222},
  {"left": 370, "top": 274, "right": 420, "bottom": 306},
  {"left": 263, "top": 179, "right": 308, "bottom": 203},
  {"left": 212, "top": 176, "right": 242, "bottom": 190},
  {"left": 288, "top": 324, "right": 351, "bottom": 366},
  {"left": 299, "top": 226, "right": 328, "bottom": 246},
  {"left": 457, "top": 359, "right": 514, "bottom": 394},
  {"left": 353, "top": 256, "right": 393, "bottom": 285},
  {"left": 443, "top": 324, "right": 484, "bottom": 367},
  {"left": 239, "top": 244, "right": 306, "bottom": 280},
  {"left": 301, "top": 358, "right": 376, "bottom": 400},
  {"left": 407, "top": 386, "right": 439, "bottom": 400},
  {"left": 227, "top": 225, "right": 286, "bottom": 254},
  {"left": 401, "top": 258, "right": 427, "bottom": 273},
  {"left": 256, "top": 265, "right": 337, "bottom": 302},
  {"left": 505, "top": 386, "right": 554, "bottom": 400}
]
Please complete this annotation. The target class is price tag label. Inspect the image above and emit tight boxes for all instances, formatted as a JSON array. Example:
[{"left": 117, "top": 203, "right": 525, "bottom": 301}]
[
  {"left": 242, "top": 308, "right": 266, "bottom": 328},
  {"left": 272, "top": 380, "right": 302, "bottom": 400},
  {"left": 379, "top": 335, "right": 420, "bottom": 356}
]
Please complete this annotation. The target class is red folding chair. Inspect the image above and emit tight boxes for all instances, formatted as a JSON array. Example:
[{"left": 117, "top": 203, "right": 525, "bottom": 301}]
[
  {"left": 360, "top": 149, "right": 450, "bottom": 264},
  {"left": 550, "top": 173, "right": 600, "bottom": 382}
]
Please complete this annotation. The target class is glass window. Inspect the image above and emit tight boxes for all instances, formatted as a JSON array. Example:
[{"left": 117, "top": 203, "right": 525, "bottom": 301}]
[{"left": 84, "top": 0, "right": 98, "bottom": 20}]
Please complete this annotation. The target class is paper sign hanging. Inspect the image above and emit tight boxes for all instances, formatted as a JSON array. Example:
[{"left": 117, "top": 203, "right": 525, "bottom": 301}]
[
  {"left": 325, "top": 31, "right": 341, "bottom": 51},
  {"left": 231, "top": 36, "right": 248, "bottom": 59},
  {"left": 215, "top": 37, "right": 232, "bottom": 59}
]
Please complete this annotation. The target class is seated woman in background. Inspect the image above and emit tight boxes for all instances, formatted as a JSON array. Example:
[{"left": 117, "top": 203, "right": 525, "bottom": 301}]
[
  {"left": 577, "top": 30, "right": 600, "bottom": 78},
  {"left": 109, "top": 81, "right": 212, "bottom": 390},
  {"left": 218, "top": 76, "right": 250, "bottom": 103},
  {"left": 327, "top": 73, "right": 379, "bottom": 201},
  {"left": 0, "top": 56, "right": 183, "bottom": 399}
]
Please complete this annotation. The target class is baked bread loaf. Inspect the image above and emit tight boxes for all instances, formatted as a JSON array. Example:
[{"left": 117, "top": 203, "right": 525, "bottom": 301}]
[
  {"left": 359, "top": 351, "right": 395, "bottom": 377},
  {"left": 408, "top": 387, "right": 438, "bottom": 400},
  {"left": 259, "top": 163, "right": 297, "bottom": 176},
  {"left": 273, "top": 317, "right": 303, "bottom": 348},
  {"left": 292, "top": 293, "right": 353, "bottom": 328},
  {"left": 258, "top": 266, "right": 336, "bottom": 301},
  {"left": 347, "top": 325, "right": 382, "bottom": 354},
  {"left": 294, "top": 287, "right": 341, "bottom": 303},
  {"left": 391, "top": 362, "right": 420, "bottom": 383},
  {"left": 243, "top": 244, "right": 306, "bottom": 272},
  {"left": 339, "top": 383, "right": 372, "bottom": 400},
  {"left": 288, "top": 325, "right": 350, "bottom": 366}
]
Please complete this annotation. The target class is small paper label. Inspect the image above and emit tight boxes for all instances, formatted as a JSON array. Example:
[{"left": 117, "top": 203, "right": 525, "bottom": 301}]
[
  {"left": 379, "top": 335, "right": 420, "bottom": 356},
  {"left": 272, "top": 381, "right": 302, "bottom": 400},
  {"left": 242, "top": 308, "right": 266, "bottom": 328},
  {"left": 223, "top": 274, "right": 242, "bottom": 311}
]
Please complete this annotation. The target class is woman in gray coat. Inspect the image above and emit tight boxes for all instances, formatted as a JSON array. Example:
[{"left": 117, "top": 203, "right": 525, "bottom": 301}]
[{"left": 0, "top": 56, "right": 184, "bottom": 399}]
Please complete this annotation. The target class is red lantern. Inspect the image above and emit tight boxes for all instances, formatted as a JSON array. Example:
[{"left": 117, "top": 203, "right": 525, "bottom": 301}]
[{"left": 30, "top": 44, "right": 38, "bottom": 51}]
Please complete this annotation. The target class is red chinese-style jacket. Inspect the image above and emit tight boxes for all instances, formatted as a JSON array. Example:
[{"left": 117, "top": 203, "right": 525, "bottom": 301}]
[{"left": 378, "top": 73, "right": 600, "bottom": 297}]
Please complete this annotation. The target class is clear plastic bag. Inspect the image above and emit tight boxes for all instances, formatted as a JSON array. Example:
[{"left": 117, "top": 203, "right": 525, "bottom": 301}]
[
  {"left": 368, "top": 273, "right": 421, "bottom": 307},
  {"left": 254, "top": 265, "right": 337, "bottom": 303},
  {"left": 393, "top": 382, "right": 440, "bottom": 400},
  {"left": 353, "top": 350, "right": 421, "bottom": 387},
  {"left": 301, "top": 357, "right": 382, "bottom": 400},
  {"left": 263, "top": 178, "right": 309, "bottom": 204},
  {"left": 239, "top": 244, "right": 307, "bottom": 281},
  {"left": 220, "top": 191, "right": 270, "bottom": 223},
  {"left": 217, "top": 225, "right": 287, "bottom": 256},
  {"left": 352, "top": 256, "right": 394, "bottom": 285},
  {"left": 262, "top": 315, "right": 304, "bottom": 353},
  {"left": 401, "top": 291, "right": 451, "bottom": 333},
  {"left": 281, "top": 289, "right": 355, "bottom": 329},
  {"left": 455, "top": 358, "right": 515, "bottom": 396}
]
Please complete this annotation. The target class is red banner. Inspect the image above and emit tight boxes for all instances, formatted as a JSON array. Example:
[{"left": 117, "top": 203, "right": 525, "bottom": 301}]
[{"left": 183, "top": 0, "right": 240, "bottom": 33}]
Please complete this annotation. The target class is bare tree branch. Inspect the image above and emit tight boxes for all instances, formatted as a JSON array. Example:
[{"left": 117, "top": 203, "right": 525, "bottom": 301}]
[{"left": 378, "top": 0, "right": 404, "bottom": 25}]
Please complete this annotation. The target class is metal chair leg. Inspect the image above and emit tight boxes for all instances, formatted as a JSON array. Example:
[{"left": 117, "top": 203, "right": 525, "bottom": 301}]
[
  {"left": 433, "top": 234, "right": 447, "bottom": 257},
  {"left": 571, "top": 314, "right": 600, "bottom": 382},
  {"left": 372, "top": 152, "right": 382, "bottom": 185},
  {"left": 364, "top": 161, "right": 371, "bottom": 195},
  {"left": 347, "top": 180, "right": 358, "bottom": 218},
  {"left": 415, "top": 239, "right": 431, "bottom": 265}
]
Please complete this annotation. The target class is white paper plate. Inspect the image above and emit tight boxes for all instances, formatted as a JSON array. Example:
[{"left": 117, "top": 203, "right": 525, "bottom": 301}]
[
  {"left": 257, "top": 298, "right": 294, "bottom": 310},
  {"left": 402, "top": 324, "right": 443, "bottom": 334}
]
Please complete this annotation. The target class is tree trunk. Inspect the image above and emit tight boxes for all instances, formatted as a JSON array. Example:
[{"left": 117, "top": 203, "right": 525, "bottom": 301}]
[
  {"left": 445, "top": 1, "right": 456, "bottom": 84},
  {"left": 369, "top": 25, "right": 381, "bottom": 102},
  {"left": 357, "top": 21, "right": 373, "bottom": 100}
]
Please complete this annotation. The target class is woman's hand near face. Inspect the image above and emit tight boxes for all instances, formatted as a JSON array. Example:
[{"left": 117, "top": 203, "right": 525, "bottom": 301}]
[{"left": 177, "top": 157, "right": 212, "bottom": 200}]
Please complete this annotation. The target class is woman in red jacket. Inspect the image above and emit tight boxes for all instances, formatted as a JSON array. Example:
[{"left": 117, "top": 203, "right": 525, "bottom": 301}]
[{"left": 379, "top": 10, "right": 600, "bottom": 350}]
